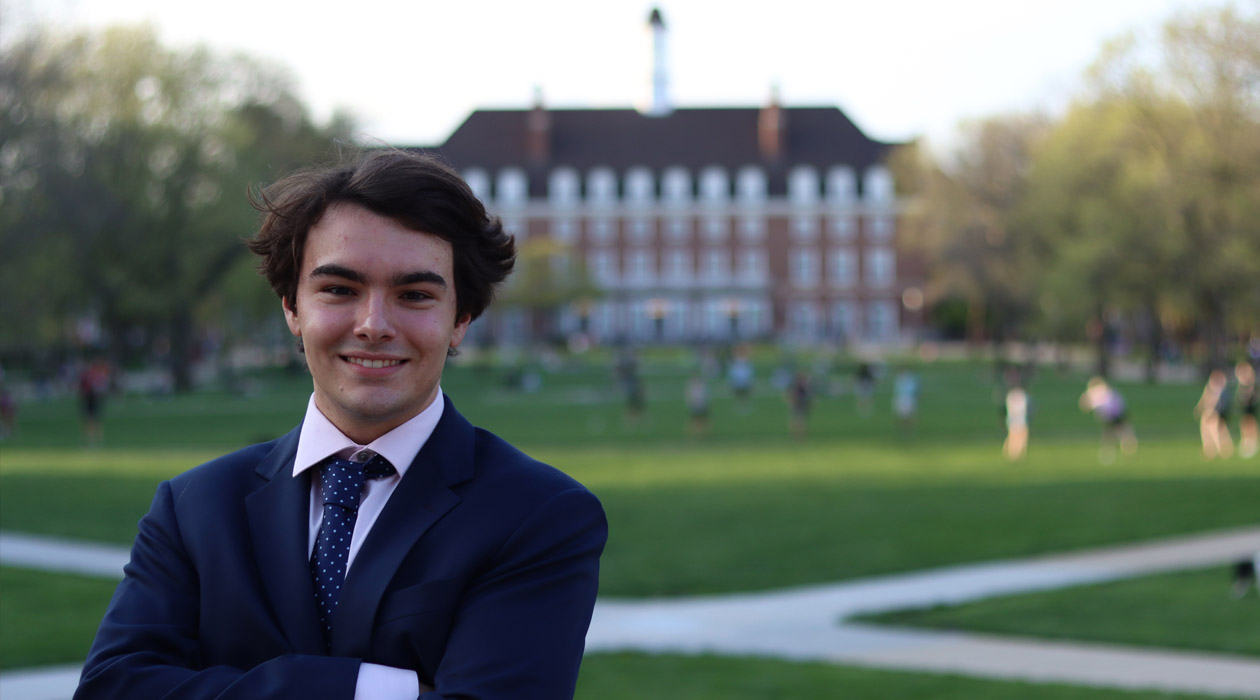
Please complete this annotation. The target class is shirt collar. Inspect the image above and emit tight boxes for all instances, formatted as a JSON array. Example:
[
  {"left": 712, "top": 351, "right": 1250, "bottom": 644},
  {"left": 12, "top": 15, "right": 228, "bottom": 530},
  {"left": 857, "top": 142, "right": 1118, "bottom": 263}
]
[{"left": 292, "top": 389, "right": 445, "bottom": 479}]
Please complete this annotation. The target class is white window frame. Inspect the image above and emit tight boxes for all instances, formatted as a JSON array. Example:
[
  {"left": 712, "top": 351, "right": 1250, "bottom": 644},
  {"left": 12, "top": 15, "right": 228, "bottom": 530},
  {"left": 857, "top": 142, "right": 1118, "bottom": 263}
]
[
  {"left": 789, "top": 248, "right": 819, "bottom": 288},
  {"left": 736, "top": 166, "right": 767, "bottom": 205},
  {"left": 789, "top": 166, "right": 819, "bottom": 206},
  {"left": 791, "top": 215, "right": 818, "bottom": 241},
  {"left": 829, "top": 215, "right": 855, "bottom": 240},
  {"left": 497, "top": 167, "right": 528, "bottom": 207},
  {"left": 699, "top": 166, "right": 729, "bottom": 205},
  {"left": 549, "top": 167, "right": 579, "bottom": 208},
  {"left": 663, "top": 167, "right": 691, "bottom": 206},
  {"left": 625, "top": 167, "right": 655, "bottom": 206},
  {"left": 826, "top": 166, "right": 856, "bottom": 205},
  {"left": 626, "top": 249, "right": 655, "bottom": 286},
  {"left": 737, "top": 248, "right": 767, "bottom": 284},
  {"left": 865, "top": 247, "right": 895, "bottom": 288},
  {"left": 664, "top": 248, "right": 692, "bottom": 284},
  {"left": 863, "top": 165, "right": 894, "bottom": 203},
  {"left": 463, "top": 168, "right": 490, "bottom": 202},
  {"left": 666, "top": 216, "right": 690, "bottom": 244},
  {"left": 587, "top": 167, "right": 618, "bottom": 207},
  {"left": 829, "top": 248, "right": 857, "bottom": 289},
  {"left": 588, "top": 249, "right": 618, "bottom": 285},
  {"left": 700, "top": 248, "right": 730, "bottom": 284},
  {"left": 739, "top": 216, "right": 765, "bottom": 242}
]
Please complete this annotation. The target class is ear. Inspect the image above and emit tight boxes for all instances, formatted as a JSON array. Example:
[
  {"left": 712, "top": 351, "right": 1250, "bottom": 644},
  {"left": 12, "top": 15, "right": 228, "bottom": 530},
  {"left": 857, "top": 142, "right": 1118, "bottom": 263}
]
[
  {"left": 449, "top": 313, "right": 472, "bottom": 350},
  {"left": 282, "top": 296, "right": 301, "bottom": 338}
]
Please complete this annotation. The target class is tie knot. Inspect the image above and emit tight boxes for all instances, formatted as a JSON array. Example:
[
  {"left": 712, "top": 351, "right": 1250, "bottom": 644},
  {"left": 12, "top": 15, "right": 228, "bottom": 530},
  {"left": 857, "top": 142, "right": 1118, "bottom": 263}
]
[
  {"left": 357, "top": 453, "right": 397, "bottom": 479},
  {"left": 317, "top": 455, "right": 395, "bottom": 509}
]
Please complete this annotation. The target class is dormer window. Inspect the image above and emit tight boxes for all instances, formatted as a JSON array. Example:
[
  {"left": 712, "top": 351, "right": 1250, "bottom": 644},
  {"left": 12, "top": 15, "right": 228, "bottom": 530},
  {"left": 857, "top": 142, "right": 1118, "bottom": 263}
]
[
  {"left": 826, "top": 166, "right": 856, "bottom": 205},
  {"left": 699, "top": 167, "right": 728, "bottom": 205},
  {"left": 789, "top": 166, "right": 819, "bottom": 206},
  {"left": 588, "top": 167, "right": 617, "bottom": 207},
  {"left": 864, "top": 165, "right": 894, "bottom": 203},
  {"left": 626, "top": 167, "right": 655, "bottom": 206},
  {"left": 549, "top": 168, "right": 579, "bottom": 208},
  {"left": 736, "top": 166, "right": 766, "bottom": 204},
  {"left": 662, "top": 167, "right": 691, "bottom": 205},
  {"left": 463, "top": 169, "right": 490, "bottom": 202},
  {"left": 497, "top": 168, "right": 528, "bottom": 207}
]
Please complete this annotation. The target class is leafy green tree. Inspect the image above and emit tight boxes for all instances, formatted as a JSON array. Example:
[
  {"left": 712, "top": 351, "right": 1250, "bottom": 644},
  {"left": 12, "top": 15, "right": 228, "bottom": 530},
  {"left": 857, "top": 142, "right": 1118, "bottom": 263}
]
[
  {"left": 496, "top": 236, "right": 600, "bottom": 345},
  {"left": 1022, "top": 96, "right": 1189, "bottom": 378},
  {"left": 892, "top": 114, "right": 1050, "bottom": 351},
  {"left": 0, "top": 25, "right": 352, "bottom": 388},
  {"left": 1026, "top": 3, "right": 1260, "bottom": 374}
]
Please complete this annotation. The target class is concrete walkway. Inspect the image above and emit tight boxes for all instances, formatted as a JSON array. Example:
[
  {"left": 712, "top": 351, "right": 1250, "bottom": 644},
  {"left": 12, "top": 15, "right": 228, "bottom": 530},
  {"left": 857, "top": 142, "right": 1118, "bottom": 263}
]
[{"left": 4, "top": 527, "right": 1260, "bottom": 699}]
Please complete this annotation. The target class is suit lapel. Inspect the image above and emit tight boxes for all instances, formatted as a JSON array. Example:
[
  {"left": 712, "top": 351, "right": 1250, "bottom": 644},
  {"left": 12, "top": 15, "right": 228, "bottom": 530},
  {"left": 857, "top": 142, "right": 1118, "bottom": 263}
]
[
  {"left": 244, "top": 426, "right": 327, "bottom": 655},
  {"left": 332, "top": 397, "right": 474, "bottom": 657}
]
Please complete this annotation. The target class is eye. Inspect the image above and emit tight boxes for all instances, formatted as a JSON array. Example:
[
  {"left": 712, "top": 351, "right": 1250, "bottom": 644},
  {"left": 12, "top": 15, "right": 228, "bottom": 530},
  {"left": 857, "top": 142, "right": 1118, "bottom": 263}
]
[
  {"left": 400, "top": 290, "right": 433, "bottom": 302},
  {"left": 321, "top": 285, "right": 354, "bottom": 296}
]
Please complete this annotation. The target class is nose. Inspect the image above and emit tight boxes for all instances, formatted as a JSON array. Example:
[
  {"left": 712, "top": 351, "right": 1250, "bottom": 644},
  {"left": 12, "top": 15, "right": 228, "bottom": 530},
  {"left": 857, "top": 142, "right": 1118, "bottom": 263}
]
[{"left": 354, "top": 292, "right": 395, "bottom": 342}]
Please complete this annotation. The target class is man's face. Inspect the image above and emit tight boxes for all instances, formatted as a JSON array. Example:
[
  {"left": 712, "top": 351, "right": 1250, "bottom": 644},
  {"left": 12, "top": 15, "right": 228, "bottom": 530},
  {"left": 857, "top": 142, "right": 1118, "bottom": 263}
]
[{"left": 284, "top": 203, "right": 469, "bottom": 444}]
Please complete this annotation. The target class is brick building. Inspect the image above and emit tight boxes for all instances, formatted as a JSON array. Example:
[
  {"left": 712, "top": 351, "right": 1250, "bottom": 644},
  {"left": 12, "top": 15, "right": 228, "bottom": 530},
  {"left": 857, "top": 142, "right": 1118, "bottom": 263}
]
[{"left": 413, "top": 11, "right": 920, "bottom": 348}]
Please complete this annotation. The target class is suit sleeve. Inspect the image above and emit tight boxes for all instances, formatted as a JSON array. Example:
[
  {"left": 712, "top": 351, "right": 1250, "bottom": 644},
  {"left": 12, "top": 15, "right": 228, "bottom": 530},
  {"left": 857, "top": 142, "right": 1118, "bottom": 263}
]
[
  {"left": 425, "top": 487, "right": 608, "bottom": 700},
  {"left": 74, "top": 481, "right": 362, "bottom": 700}
]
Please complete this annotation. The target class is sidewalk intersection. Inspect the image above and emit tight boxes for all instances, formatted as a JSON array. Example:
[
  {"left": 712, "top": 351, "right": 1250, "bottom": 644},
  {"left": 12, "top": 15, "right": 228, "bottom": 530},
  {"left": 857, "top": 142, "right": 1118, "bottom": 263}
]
[{"left": 3, "top": 526, "right": 1259, "bottom": 698}]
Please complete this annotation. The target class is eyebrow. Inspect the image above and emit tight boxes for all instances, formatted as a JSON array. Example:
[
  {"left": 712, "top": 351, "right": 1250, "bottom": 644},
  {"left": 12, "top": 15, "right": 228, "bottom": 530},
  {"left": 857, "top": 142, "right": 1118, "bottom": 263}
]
[
  {"left": 393, "top": 271, "right": 448, "bottom": 288},
  {"left": 310, "top": 264, "right": 365, "bottom": 284},
  {"left": 310, "top": 264, "right": 447, "bottom": 288}
]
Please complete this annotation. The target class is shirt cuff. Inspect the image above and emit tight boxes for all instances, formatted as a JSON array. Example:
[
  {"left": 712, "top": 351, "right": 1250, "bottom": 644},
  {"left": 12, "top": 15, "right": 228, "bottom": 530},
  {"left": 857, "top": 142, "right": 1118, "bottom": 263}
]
[{"left": 356, "top": 662, "right": 420, "bottom": 700}]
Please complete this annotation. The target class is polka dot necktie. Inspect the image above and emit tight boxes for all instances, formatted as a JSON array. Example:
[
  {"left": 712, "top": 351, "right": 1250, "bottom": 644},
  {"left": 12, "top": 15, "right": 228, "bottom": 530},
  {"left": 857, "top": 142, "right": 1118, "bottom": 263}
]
[{"left": 310, "top": 453, "right": 395, "bottom": 643}]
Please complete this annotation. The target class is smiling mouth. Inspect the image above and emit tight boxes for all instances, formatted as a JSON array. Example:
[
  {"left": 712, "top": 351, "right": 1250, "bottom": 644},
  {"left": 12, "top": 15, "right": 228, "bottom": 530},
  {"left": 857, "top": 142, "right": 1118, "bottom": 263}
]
[{"left": 344, "top": 357, "right": 405, "bottom": 369}]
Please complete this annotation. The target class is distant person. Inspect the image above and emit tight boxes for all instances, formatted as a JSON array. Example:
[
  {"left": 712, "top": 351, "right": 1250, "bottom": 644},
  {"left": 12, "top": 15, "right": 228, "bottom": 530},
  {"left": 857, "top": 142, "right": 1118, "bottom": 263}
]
[
  {"left": 892, "top": 368, "right": 919, "bottom": 434},
  {"left": 616, "top": 347, "right": 645, "bottom": 426},
  {"left": 1003, "top": 385, "right": 1030, "bottom": 461},
  {"left": 0, "top": 382, "right": 16, "bottom": 439},
  {"left": 1230, "top": 552, "right": 1259, "bottom": 599},
  {"left": 75, "top": 150, "right": 607, "bottom": 700},
  {"left": 686, "top": 372, "right": 710, "bottom": 437},
  {"left": 728, "top": 345, "right": 754, "bottom": 413},
  {"left": 786, "top": 370, "right": 813, "bottom": 440},
  {"left": 1234, "top": 361, "right": 1257, "bottom": 459},
  {"left": 78, "top": 357, "right": 111, "bottom": 446},
  {"left": 854, "top": 361, "right": 875, "bottom": 416},
  {"left": 1079, "top": 376, "right": 1137, "bottom": 463},
  {"left": 1194, "top": 368, "right": 1235, "bottom": 459}
]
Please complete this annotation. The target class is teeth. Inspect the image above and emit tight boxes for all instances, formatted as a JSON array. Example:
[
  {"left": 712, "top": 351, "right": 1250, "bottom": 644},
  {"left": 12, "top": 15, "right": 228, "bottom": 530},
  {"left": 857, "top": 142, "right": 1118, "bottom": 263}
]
[{"left": 347, "top": 357, "right": 402, "bottom": 369}]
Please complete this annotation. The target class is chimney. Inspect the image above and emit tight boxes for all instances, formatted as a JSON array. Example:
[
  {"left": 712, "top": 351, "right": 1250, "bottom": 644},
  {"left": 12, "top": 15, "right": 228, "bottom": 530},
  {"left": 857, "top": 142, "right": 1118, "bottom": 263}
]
[
  {"left": 758, "top": 85, "right": 785, "bottom": 160},
  {"left": 526, "top": 86, "right": 550, "bottom": 163},
  {"left": 646, "top": 7, "right": 672, "bottom": 116}
]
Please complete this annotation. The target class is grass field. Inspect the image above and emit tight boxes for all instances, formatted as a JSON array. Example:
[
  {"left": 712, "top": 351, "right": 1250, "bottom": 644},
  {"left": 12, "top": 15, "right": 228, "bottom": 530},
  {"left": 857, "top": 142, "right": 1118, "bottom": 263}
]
[
  {"left": 858, "top": 566, "right": 1260, "bottom": 657},
  {"left": 574, "top": 652, "right": 1237, "bottom": 700},
  {"left": 1, "top": 351, "right": 1257, "bottom": 696}
]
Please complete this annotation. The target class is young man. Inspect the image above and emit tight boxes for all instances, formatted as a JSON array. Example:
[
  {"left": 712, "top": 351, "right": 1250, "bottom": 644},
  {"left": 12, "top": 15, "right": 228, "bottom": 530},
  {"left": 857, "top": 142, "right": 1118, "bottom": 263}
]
[{"left": 75, "top": 150, "right": 608, "bottom": 700}]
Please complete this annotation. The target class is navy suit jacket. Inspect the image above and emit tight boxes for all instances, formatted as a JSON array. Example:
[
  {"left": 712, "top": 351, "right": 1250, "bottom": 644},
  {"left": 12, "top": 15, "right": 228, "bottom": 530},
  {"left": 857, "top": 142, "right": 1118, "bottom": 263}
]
[{"left": 75, "top": 396, "right": 607, "bottom": 700}]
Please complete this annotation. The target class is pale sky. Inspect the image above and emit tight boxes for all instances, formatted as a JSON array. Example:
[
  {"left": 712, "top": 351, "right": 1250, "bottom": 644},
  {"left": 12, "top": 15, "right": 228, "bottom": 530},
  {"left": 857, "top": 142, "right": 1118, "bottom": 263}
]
[{"left": 6, "top": 0, "right": 1218, "bottom": 148}]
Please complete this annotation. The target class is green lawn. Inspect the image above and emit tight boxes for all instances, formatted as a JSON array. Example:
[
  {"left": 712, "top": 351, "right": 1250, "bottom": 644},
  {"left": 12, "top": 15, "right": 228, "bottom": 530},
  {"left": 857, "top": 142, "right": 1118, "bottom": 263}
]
[
  {"left": 0, "top": 567, "right": 116, "bottom": 669},
  {"left": 0, "top": 352, "right": 1215, "bottom": 451},
  {"left": 3, "top": 440, "right": 1256, "bottom": 597},
  {"left": 575, "top": 653, "right": 1237, "bottom": 700},
  {"left": 858, "top": 566, "right": 1260, "bottom": 657},
  {"left": 2, "top": 354, "right": 1256, "bottom": 695}
]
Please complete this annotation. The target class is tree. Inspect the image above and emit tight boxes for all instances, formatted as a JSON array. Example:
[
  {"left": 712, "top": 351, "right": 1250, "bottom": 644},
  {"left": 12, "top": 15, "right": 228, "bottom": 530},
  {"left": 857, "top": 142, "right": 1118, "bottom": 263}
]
[
  {"left": 0, "top": 25, "right": 353, "bottom": 389},
  {"left": 891, "top": 114, "right": 1050, "bottom": 353},
  {"left": 1022, "top": 95, "right": 1189, "bottom": 378},
  {"left": 495, "top": 237, "right": 600, "bottom": 345},
  {"left": 1026, "top": 3, "right": 1260, "bottom": 374}
]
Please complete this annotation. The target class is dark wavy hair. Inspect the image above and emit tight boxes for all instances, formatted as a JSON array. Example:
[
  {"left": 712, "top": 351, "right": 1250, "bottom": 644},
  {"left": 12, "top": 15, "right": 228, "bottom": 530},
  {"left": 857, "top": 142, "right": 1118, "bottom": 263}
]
[{"left": 247, "top": 149, "right": 515, "bottom": 323}]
